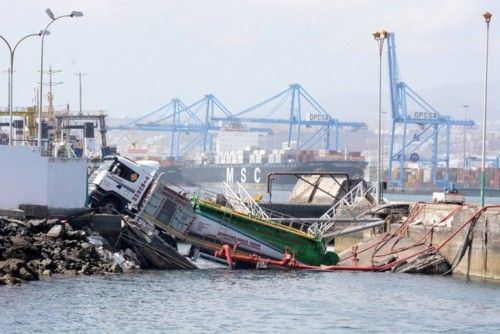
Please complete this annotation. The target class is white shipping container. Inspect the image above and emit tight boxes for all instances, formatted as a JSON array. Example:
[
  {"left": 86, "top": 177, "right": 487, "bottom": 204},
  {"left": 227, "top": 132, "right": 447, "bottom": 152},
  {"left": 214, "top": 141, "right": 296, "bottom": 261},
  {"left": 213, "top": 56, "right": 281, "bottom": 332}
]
[{"left": 423, "top": 168, "right": 431, "bottom": 183}]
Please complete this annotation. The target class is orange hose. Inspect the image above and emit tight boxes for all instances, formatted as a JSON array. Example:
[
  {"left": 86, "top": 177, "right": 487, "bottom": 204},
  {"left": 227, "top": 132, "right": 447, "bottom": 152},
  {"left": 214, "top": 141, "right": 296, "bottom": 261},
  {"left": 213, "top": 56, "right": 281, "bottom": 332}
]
[{"left": 213, "top": 206, "right": 500, "bottom": 273}]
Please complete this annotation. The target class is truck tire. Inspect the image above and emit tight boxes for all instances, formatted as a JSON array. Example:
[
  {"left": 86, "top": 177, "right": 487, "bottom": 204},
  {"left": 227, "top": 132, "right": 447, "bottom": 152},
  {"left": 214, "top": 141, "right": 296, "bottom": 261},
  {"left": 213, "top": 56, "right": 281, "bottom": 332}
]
[{"left": 100, "top": 197, "right": 123, "bottom": 214}]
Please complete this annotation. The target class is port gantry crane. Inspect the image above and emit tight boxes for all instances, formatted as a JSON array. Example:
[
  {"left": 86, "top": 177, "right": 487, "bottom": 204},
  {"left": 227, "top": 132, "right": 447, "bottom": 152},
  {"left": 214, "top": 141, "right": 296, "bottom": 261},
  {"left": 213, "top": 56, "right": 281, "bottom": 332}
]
[
  {"left": 112, "top": 84, "right": 365, "bottom": 159},
  {"left": 386, "top": 32, "right": 475, "bottom": 188},
  {"left": 111, "top": 95, "right": 271, "bottom": 159},
  {"left": 211, "top": 83, "right": 367, "bottom": 151}
]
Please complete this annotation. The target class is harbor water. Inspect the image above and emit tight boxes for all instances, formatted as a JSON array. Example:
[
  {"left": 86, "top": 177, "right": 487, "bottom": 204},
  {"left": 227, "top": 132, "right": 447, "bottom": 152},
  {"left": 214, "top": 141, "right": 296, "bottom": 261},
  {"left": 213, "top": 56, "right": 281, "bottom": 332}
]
[
  {"left": 2, "top": 186, "right": 499, "bottom": 333},
  {"left": 1, "top": 270, "right": 499, "bottom": 333}
]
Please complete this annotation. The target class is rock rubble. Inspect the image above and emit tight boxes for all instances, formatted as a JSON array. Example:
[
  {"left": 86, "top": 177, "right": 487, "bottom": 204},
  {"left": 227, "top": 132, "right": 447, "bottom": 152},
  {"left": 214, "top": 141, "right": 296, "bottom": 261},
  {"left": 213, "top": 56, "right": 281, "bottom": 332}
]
[{"left": 0, "top": 216, "right": 139, "bottom": 286}]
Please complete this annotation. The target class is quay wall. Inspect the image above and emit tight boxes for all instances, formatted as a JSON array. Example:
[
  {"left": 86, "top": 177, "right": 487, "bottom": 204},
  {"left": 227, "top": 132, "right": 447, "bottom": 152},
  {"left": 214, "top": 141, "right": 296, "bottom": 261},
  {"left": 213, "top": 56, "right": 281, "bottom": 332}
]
[
  {"left": 407, "top": 203, "right": 500, "bottom": 280},
  {"left": 334, "top": 203, "right": 500, "bottom": 280},
  {"left": 0, "top": 146, "right": 87, "bottom": 209}
]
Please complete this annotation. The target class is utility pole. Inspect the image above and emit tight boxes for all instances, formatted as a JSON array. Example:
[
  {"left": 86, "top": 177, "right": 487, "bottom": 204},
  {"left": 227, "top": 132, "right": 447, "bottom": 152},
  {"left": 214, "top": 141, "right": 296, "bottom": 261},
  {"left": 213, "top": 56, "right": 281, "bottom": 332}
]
[
  {"left": 42, "top": 66, "right": 63, "bottom": 118},
  {"left": 75, "top": 72, "right": 86, "bottom": 115}
]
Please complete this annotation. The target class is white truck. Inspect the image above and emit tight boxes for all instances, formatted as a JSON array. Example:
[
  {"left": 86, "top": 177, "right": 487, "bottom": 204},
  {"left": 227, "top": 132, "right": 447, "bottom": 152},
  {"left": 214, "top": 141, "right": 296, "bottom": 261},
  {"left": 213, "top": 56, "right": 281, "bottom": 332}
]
[{"left": 89, "top": 156, "right": 159, "bottom": 214}]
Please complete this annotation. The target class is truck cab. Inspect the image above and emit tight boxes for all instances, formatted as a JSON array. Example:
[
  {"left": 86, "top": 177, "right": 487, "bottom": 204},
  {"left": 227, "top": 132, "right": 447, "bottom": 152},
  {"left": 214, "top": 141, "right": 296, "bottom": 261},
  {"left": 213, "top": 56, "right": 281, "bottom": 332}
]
[{"left": 89, "top": 156, "right": 158, "bottom": 214}]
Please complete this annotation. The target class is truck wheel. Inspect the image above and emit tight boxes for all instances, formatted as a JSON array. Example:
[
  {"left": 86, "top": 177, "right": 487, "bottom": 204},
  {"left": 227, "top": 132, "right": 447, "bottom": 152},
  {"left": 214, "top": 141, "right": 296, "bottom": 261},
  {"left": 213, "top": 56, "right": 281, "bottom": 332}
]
[{"left": 100, "top": 197, "right": 123, "bottom": 214}]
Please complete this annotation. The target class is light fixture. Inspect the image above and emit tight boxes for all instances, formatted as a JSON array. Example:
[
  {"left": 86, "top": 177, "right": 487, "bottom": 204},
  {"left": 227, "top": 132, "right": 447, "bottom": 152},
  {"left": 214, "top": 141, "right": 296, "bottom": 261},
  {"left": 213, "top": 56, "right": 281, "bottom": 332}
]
[
  {"left": 46, "top": 8, "right": 55, "bottom": 20},
  {"left": 483, "top": 11, "right": 492, "bottom": 23}
]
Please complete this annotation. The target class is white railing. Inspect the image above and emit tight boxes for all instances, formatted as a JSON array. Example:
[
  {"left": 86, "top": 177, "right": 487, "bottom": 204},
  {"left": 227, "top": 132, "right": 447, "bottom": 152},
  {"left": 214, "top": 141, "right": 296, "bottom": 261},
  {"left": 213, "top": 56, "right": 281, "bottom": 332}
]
[
  {"left": 323, "top": 182, "right": 374, "bottom": 219},
  {"left": 235, "top": 182, "right": 270, "bottom": 220},
  {"left": 222, "top": 181, "right": 270, "bottom": 219},
  {"left": 222, "top": 181, "right": 252, "bottom": 215},
  {"left": 308, "top": 181, "right": 376, "bottom": 235}
]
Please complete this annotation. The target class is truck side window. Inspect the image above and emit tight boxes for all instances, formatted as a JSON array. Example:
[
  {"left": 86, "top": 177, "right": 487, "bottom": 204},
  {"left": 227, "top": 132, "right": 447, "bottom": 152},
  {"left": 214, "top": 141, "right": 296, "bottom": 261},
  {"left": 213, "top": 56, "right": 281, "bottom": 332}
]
[
  {"left": 127, "top": 170, "right": 140, "bottom": 182},
  {"left": 111, "top": 162, "right": 140, "bottom": 183},
  {"left": 130, "top": 172, "right": 139, "bottom": 182}
]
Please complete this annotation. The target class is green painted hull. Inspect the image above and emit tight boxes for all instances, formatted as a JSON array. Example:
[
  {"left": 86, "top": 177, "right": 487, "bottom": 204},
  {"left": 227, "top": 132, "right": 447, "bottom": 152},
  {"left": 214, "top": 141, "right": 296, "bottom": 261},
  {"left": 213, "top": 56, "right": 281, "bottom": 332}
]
[{"left": 196, "top": 200, "right": 338, "bottom": 266}]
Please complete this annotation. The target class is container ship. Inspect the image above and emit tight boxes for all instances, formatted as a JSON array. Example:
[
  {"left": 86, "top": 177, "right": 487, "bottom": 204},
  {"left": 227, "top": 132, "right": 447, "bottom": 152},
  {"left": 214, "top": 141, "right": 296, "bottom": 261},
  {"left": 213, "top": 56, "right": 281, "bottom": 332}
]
[
  {"left": 154, "top": 127, "right": 367, "bottom": 187},
  {"left": 159, "top": 155, "right": 367, "bottom": 187}
]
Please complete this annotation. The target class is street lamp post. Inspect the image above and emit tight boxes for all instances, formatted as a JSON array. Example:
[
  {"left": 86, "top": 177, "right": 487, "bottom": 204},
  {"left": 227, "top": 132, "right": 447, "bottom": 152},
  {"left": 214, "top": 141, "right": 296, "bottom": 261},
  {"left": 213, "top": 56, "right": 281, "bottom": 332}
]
[
  {"left": 37, "top": 8, "right": 83, "bottom": 150},
  {"left": 373, "top": 30, "right": 388, "bottom": 204},
  {"left": 382, "top": 110, "right": 387, "bottom": 182},
  {"left": 0, "top": 31, "right": 46, "bottom": 145},
  {"left": 480, "top": 12, "right": 492, "bottom": 207}
]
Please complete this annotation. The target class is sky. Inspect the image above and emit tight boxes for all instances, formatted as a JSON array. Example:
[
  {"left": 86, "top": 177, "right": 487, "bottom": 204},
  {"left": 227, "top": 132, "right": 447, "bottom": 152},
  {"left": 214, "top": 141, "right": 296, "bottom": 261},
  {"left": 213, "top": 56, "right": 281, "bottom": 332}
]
[{"left": 0, "top": 0, "right": 498, "bottom": 128}]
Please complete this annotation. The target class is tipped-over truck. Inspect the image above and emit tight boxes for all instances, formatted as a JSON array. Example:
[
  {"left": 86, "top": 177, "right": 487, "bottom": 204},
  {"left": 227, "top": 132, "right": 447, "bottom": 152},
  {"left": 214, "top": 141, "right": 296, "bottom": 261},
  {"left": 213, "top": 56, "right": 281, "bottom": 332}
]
[
  {"left": 89, "top": 155, "right": 158, "bottom": 214},
  {"left": 89, "top": 155, "right": 339, "bottom": 267}
]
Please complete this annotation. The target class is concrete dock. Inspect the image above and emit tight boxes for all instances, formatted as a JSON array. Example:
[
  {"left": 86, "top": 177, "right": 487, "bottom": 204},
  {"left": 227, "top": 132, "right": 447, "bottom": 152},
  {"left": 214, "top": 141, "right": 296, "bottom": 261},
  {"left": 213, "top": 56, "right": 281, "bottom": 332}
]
[
  {"left": 408, "top": 203, "right": 500, "bottom": 279},
  {"left": 334, "top": 202, "right": 500, "bottom": 280}
]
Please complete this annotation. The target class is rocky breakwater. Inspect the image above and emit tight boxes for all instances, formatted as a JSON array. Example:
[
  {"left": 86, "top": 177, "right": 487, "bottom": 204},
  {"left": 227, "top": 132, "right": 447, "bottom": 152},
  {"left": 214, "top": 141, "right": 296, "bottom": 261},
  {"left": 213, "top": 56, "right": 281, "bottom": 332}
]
[{"left": 0, "top": 216, "right": 139, "bottom": 285}]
